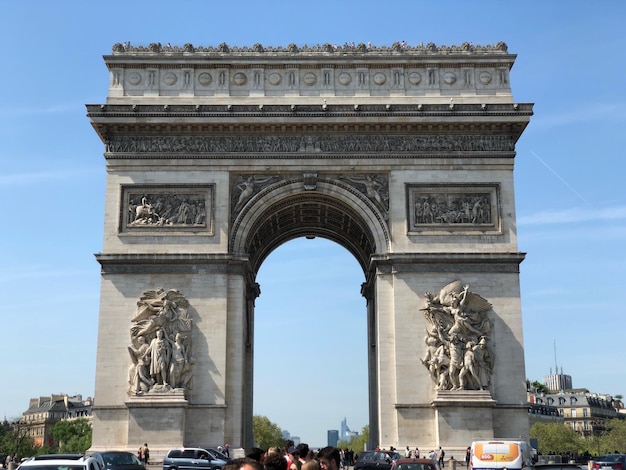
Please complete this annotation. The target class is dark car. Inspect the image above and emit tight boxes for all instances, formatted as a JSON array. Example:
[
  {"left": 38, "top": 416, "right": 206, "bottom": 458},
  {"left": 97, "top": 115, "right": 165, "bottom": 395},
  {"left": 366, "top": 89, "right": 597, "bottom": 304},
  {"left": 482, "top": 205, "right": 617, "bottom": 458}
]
[
  {"left": 355, "top": 451, "right": 401, "bottom": 470},
  {"left": 163, "top": 448, "right": 230, "bottom": 470},
  {"left": 390, "top": 458, "right": 437, "bottom": 470},
  {"left": 534, "top": 464, "right": 582, "bottom": 470},
  {"left": 90, "top": 452, "right": 145, "bottom": 470},
  {"left": 591, "top": 454, "right": 626, "bottom": 470}
]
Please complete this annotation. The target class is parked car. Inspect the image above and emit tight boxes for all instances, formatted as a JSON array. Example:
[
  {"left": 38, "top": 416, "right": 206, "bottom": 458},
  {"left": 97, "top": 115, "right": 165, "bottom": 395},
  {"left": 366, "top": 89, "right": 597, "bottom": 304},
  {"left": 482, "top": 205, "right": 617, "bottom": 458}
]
[
  {"left": 534, "top": 464, "right": 582, "bottom": 470},
  {"left": 390, "top": 458, "right": 437, "bottom": 470},
  {"left": 591, "top": 454, "right": 626, "bottom": 470},
  {"left": 163, "top": 448, "right": 230, "bottom": 470},
  {"left": 90, "top": 451, "right": 145, "bottom": 470},
  {"left": 355, "top": 451, "right": 401, "bottom": 470},
  {"left": 17, "top": 454, "right": 102, "bottom": 470}
]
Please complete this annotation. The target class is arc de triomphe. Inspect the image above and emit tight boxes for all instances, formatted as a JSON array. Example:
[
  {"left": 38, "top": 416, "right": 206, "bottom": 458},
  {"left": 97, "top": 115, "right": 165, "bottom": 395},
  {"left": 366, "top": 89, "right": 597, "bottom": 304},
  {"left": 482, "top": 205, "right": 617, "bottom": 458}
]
[{"left": 87, "top": 41, "right": 532, "bottom": 456}]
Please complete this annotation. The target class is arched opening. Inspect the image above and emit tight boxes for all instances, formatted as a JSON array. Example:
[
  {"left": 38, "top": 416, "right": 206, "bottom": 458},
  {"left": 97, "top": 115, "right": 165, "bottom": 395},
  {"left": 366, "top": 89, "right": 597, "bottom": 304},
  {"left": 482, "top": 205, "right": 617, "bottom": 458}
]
[
  {"left": 253, "top": 237, "right": 367, "bottom": 447},
  {"left": 232, "top": 179, "right": 389, "bottom": 448}
]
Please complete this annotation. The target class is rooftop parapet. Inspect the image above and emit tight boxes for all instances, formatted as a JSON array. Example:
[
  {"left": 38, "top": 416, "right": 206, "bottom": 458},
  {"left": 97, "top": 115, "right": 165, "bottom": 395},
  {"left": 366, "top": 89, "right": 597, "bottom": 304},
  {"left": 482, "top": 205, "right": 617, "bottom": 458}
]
[{"left": 103, "top": 42, "right": 517, "bottom": 104}]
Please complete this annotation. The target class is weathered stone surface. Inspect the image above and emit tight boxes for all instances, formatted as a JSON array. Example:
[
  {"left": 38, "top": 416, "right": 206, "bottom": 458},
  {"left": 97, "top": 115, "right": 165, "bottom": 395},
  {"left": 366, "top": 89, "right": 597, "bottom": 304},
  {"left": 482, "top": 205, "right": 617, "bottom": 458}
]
[{"left": 88, "top": 43, "right": 532, "bottom": 455}]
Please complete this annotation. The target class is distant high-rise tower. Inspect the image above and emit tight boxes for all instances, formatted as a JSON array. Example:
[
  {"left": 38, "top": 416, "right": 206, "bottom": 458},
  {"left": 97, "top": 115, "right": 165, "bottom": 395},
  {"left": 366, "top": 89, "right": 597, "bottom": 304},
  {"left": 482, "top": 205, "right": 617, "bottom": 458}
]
[
  {"left": 544, "top": 340, "right": 572, "bottom": 391},
  {"left": 544, "top": 367, "right": 572, "bottom": 391},
  {"left": 327, "top": 430, "right": 339, "bottom": 447},
  {"left": 340, "top": 417, "right": 352, "bottom": 441}
]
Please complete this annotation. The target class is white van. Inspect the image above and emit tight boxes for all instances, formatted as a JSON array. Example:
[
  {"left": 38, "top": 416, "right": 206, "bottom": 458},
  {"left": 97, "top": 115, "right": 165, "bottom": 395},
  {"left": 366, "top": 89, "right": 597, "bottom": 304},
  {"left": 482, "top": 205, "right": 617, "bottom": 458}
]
[{"left": 470, "top": 440, "right": 534, "bottom": 470}]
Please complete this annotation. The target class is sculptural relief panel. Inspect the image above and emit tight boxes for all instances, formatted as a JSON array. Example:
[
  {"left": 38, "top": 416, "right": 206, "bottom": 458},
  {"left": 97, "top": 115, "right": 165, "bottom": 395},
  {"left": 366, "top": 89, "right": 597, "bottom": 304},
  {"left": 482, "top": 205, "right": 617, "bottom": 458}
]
[
  {"left": 420, "top": 280, "right": 494, "bottom": 392},
  {"left": 128, "top": 288, "right": 194, "bottom": 396},
  {"left": 120, "top": 185, "right": 214, "bottom": 235},
  {"left": 407, "top": 184, "right": 500, "bottom": 234}
]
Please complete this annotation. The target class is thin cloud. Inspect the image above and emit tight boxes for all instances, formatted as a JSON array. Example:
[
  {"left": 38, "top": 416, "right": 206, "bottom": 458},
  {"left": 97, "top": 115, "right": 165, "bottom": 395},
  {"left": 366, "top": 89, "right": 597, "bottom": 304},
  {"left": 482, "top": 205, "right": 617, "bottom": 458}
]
[
  {"left": 0, "top": 167, "right": 100, "bottom": 186},
  {"left": 531, "top": 101, "right": 626, "bottom": 129},
  {"left": 518, "top": 204, "right": 626, "bottom": 225}
]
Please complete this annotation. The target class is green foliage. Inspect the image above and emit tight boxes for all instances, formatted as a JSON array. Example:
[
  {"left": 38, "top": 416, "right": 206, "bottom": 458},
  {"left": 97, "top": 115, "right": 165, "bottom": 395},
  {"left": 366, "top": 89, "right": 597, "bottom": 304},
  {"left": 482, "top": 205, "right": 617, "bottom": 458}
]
[
  {"left": 50, "top": 418, "right": 92, "bottom": 453},
  {"left": 337, "top": 425, "right": 369, "bottom": 453},
  {"left": 530, "top": 422, "right": 583, "bottom": 454},
  {"left": 532, "top": 381, "right": 550, "bottom": 394},
  {"left": 0, "top": 421, "right": 37, "bottom": 460},
  {"left": 600, "top": 419, "right": 626, "bottom": 454},
  {"left": 252, "top": 415, "right": 284, "bottom": 450}
]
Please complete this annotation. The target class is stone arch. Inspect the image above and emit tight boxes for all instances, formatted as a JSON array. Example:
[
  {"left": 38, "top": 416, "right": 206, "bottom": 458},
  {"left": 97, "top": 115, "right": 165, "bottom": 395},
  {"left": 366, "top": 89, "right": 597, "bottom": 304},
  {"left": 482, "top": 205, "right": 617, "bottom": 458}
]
[{"left": 230, "top": 177, "right": 390, "bottom": 274}]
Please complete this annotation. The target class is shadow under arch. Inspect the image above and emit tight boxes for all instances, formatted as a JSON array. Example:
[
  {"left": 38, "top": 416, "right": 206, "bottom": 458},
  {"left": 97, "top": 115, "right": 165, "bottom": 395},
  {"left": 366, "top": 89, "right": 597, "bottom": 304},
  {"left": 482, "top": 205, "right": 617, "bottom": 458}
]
[{"left": 230, "top": 177, "right": 391, "bottom": 275}]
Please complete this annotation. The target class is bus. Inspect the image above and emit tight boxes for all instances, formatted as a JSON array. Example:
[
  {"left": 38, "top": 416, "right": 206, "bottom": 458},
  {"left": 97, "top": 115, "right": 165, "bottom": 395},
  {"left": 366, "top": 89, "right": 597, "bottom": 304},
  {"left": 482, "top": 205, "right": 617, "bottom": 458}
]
[{"left": 470, "top": 440, "right": 534, "bottom": 470}]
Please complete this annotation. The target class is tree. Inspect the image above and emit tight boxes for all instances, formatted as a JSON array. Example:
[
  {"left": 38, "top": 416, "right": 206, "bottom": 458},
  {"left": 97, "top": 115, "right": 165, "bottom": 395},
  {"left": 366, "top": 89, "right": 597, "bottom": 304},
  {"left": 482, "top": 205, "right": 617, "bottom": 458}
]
[
  {"left": 0, "top": 420, "right": 37, "bottom": 460},
  {"left": 252, "top": 415, "right": 283, "bottom": 450},
  {"left": 600, "top": 419, "right": 626, "bottom": 454},
  {"left": 50, "top": 418, "right": 92, "bottom": 453},
  {"left": 531, "top": 380, "right": 550, "bottom": 394},
  {"left": 530, "top": 422, "right": 582, "bottom": 455}
]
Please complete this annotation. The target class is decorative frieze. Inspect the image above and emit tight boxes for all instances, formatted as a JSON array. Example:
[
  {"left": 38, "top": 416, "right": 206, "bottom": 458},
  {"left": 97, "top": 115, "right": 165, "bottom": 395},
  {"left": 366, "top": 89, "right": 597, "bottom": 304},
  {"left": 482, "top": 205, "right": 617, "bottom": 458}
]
[
  {"left": 106, "top": 134, "right": 515, "bottom": 154},
  {"left": 120, "top": 185, "right": 214, "bottom": 235}
]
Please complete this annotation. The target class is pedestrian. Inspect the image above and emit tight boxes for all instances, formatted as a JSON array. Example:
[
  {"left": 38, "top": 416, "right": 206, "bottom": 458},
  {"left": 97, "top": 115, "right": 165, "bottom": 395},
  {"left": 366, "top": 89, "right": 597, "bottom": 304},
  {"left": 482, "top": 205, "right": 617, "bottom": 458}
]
[
  {"left": 465, "top": 447, "right": 471, "bottom": 468},
  {"left": 141, "top": 443, "right": 150, "bottom": 465},
  {"left": 438, "top": 447, "right": 445, "bottom": 468}
]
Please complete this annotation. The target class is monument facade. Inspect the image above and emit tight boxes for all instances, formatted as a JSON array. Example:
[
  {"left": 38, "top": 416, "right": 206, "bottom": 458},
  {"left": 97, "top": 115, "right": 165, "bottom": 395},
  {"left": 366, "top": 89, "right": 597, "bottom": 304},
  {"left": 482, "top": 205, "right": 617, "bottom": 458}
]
[{"left": 87, "top": 41, "right": 533, "bottom": 457}]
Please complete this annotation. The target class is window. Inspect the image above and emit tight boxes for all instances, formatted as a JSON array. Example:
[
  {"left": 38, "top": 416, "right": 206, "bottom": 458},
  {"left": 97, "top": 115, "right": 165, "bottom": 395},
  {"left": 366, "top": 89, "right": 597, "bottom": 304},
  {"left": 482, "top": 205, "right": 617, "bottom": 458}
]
[{"left": 571, "top": 408, "right": 577, "bottom": 418}]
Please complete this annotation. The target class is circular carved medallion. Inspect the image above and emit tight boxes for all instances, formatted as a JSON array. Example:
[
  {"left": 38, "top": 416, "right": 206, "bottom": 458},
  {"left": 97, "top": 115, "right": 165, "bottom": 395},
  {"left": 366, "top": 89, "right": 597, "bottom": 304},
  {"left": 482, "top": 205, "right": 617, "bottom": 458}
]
[
  {"left": 408, "top": 72, "right": 422, "bottom": 85},
  {"left": 197, "top": 72, "right": 212, "bottom": 86},
  {"left": 233, "top": 72, "right": 247, "bottom": 86},
  {"left": 268, "top": 73, "right": 282, "bottom": 86},
  {"left": 303, "top": 72, "right": 317, "bottom": 86},
  {"left": 443, "top": 72, "right": 457, "bottom": 85},
  {"left": 373, "top": 72, "right": 386, "bottom": 85},
  {"left": 479, "top": 71, "right": 492, "bottom": 85},
  {"left": 163, "top": 72, "right": 177, "bottom": 86},
  {"left": 127, "top": 72, "right": 142, "bottom": 86},
  {"left": 338, "top": 72, "right": 352, "bottom": 86}
]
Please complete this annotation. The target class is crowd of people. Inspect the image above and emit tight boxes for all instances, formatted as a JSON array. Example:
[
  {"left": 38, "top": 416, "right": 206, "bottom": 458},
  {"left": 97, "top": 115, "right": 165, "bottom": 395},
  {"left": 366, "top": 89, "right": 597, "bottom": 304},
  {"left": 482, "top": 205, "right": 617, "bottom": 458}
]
[{"left": 225, "top": 443, "right": 343, "bottom": 470}]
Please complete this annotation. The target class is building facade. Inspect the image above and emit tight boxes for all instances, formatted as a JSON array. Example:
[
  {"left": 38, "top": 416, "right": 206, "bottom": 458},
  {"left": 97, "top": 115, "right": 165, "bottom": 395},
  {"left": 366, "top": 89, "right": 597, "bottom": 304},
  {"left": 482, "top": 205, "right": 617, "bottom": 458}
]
[{"left": 20, "top": 395, "right": 93, "bottom": 447}]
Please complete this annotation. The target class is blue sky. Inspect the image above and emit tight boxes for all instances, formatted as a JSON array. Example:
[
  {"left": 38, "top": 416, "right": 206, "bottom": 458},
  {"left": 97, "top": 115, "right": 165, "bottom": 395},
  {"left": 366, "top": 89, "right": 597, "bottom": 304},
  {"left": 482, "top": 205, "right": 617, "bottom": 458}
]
[{"left": 1, "top": 1, "right": 625, "bottom": 448}]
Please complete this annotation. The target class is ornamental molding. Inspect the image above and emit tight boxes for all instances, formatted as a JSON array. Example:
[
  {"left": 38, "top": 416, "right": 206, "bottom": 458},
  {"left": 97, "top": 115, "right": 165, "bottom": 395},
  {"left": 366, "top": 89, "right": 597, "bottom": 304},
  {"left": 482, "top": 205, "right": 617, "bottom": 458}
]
[{"left": 105, "top": 134, "right": 516, "bottom": 154}]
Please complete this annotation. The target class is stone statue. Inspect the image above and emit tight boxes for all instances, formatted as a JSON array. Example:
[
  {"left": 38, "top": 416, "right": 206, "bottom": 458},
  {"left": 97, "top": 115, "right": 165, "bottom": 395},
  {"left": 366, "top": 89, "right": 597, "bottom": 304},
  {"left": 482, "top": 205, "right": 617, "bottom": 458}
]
[
  {"left": 421, "top": 280, "right": 493, "bottom": 391},
  {"left": 128, "top": 288, "right": 193, "bottom": 395}
]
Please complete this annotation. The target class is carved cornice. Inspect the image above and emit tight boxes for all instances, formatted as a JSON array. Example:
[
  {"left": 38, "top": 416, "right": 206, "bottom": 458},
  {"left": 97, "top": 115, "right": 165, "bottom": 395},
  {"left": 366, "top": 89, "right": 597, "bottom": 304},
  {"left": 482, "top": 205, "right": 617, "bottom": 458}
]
[
  {"left": 368, "top": 252, "right": 526, "bottom": 273},
  {"left": 95, "top": 253, "right": 250, "bottom": 275}
]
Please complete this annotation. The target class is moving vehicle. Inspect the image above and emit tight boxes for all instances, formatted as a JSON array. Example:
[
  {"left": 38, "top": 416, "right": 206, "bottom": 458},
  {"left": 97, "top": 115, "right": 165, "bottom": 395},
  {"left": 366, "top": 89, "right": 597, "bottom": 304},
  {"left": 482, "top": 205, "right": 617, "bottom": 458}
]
[
  {"left": 90, "top": 452, "right": 146, "bottom": 470},
  {"left": 17, "top": 454, "right": 102, "bottom": 470},
  {"left": 390, "top": 458, "right": 438, "bottom": 470},
  {"left": 163, "top": 448, "right": 230, "bottom": 470},
  {"left": 354, "top": 451, "right": 401, "bottom": 470},
  {"left": 591, "top": 454, "right": 626, "bottom": 470},
  {"left": 470, "top": 440, "right": 534, "bottom": 470}
]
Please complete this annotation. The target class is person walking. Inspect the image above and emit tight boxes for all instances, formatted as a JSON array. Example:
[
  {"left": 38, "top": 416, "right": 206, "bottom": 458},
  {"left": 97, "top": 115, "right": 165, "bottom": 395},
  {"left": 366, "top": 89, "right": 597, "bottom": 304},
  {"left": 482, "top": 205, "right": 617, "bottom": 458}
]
[
  {"left": 141, "top": 443, "right": 150, "bottom": 465},
  {"left": 438, "top": 447, "right": 445, "bottom": 469},
  {"left": 465, "top": 447, "right": 471, "bottom": 468}
]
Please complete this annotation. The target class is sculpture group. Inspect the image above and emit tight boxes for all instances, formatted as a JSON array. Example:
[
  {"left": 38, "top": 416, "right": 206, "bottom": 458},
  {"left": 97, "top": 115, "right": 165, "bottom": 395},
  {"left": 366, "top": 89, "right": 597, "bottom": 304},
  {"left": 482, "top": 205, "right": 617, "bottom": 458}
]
[
  {"left": 421, "top": 280, "right": 494, "bottom": 391},
  {"left": 127, "top": 288, "right": 194, "bottom": 395}
]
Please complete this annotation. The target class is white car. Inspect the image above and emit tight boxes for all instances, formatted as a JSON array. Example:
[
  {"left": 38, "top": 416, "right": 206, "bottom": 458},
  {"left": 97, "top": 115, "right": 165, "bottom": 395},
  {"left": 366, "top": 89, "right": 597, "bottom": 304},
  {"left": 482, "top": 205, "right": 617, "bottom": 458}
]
[{"left": 18, "top": 454, "right": 103, "bottom": 470}]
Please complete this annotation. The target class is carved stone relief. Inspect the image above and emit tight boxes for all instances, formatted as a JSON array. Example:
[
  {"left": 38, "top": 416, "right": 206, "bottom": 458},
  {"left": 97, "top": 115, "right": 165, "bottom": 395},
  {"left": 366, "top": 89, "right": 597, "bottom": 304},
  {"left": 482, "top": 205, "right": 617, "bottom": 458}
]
[
  {"left": 407, "top": 184, "right": 499, "bottom": 233},
  {"left": 339, "top": 174, "right": 389, "bottom": 220},
  {"left": 128, "top": 288, "right": 194, "bottom": 395},
  {"left": 120, "top": 185, "right": 214, "bottom": 234},
  {"left": 231, "top": 175, "right": 282, "bottom": 220},
  {"left": 420, "top": 280, "right": 494, "bottom": 391},
  {"left": 106, "top": 134, "right": 516, "bottom": 154}
]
